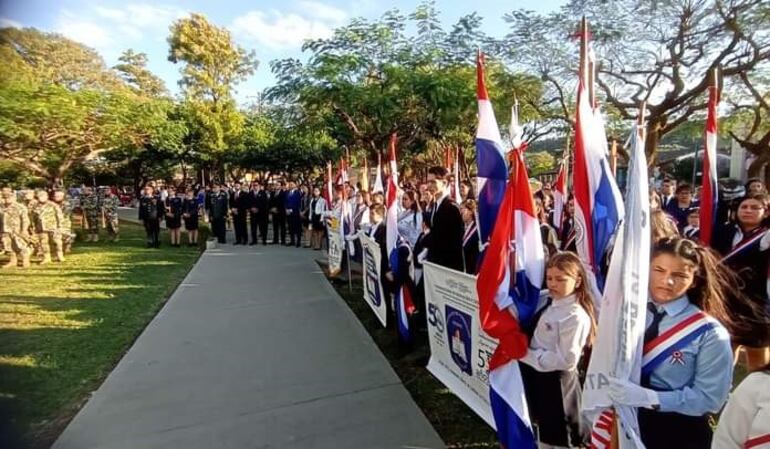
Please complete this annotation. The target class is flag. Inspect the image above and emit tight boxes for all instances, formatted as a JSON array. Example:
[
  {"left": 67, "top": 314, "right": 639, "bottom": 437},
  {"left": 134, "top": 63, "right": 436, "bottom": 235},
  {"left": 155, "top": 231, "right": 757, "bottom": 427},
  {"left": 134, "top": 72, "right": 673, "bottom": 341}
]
[
  {"left": 390, "top": 236, "right": 416, "bottom": 344},
  {"left": 552, "top": 157, "right": 568, "bottom": 233},
  {"left": 324, "top": 161, "right": 333, "bottom": 205},
  {"left": 572, "top": 41, "right": 624, "bottom": 296},
  {"left": 361, "top": 157, "right": 370, "bottom": 192},
  {"left": 475, "top": 51, "right": 508, "bottom": 247},
  {"left": 373, "top": 153, "right": 384, "bottom": 193},
  {"left": 700, "top": 85, "right": 719, "bottom": 246},
  {"left": 386, "top": 133, "right": 399, "bottom": 257},
  {"left": 338, "top": 158, "right": 352, "bottom": 253},
  {"left": 476, "top": 152, "right": 537, "bottom": 449},
  {"left": 452, "top": 147, "right": 462, "bottom": 203},
  {"left": 582, "top": 123, "right": 649, "bottom": 449}
]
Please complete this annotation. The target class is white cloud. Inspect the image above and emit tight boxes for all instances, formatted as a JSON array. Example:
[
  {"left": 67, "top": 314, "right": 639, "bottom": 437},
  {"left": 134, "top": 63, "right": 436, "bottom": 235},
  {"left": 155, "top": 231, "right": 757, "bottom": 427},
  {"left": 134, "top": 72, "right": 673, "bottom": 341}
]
[
  {"left": 0, "top": 17, "right": 23, "bottom": 28},
  {"left": 297, "top": 1, "right": 347, "bottom": 24},
  {"left": 55, "top": 10, "right": 114, "bottom": 50},
  {"left": 231, "top": 10, "right": 337, "bottom": 49}
]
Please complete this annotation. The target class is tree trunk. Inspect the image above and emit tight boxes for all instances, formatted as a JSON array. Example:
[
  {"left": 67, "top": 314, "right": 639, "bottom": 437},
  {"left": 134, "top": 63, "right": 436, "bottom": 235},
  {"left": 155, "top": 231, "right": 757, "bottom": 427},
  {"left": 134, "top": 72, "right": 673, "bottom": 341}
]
[{"left": 645, "top": 120, "right": 663, "bottom": 168}]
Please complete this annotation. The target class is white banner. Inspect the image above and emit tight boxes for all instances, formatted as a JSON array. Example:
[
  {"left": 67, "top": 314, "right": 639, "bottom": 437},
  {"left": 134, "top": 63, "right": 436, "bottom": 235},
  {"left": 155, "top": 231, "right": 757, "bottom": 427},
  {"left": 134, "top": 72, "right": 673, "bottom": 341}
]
[
  {"left": 423, "top": 262, "right": 496, "bottom": 429},
  {"left": 327, "top": 221, "right": 343, "bottom": 276},
  {"left": 360, "top": 233, "right": 388, "bottom": 327}
]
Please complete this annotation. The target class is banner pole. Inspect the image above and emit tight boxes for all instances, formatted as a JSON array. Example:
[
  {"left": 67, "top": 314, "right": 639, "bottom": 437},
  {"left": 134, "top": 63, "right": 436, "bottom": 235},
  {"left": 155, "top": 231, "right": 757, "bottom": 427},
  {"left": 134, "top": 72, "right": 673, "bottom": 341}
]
[{"left": 346, "top": 247, "right": 353, "bottom": 293}]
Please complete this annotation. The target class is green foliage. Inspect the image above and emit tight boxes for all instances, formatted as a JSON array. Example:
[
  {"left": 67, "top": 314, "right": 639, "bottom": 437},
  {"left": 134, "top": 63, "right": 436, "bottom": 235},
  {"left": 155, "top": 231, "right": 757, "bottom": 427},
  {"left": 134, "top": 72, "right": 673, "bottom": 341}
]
[
  {"left": 525, "top": 151, "right": 556, "bottom": 176},
  {"left": 113, "top": 49, "right": 168, "bottom": 97},
  {"left": 167, "top": 14, "right": 258, "bottom": 159}
]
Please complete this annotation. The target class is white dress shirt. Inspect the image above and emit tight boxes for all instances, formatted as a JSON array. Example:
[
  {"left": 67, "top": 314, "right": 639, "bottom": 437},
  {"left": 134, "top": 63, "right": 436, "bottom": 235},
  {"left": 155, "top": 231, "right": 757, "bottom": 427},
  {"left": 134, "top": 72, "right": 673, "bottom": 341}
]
[
  {"left": 521, "top": 294, "right": 591, "bottom": 372},
  {"left": 712, "top": 372, "right": 770, "bottom": 449}
]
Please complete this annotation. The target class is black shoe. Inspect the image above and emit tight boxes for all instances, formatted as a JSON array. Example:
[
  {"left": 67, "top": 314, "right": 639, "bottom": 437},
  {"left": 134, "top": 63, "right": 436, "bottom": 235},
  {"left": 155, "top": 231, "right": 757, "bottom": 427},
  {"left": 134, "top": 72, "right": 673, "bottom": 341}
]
[
  {"left": 233, "top": 242, "right": 240, "bottom": 245},
  {"left": 249, "top": 241, "right": 256, "bottom": 246}
]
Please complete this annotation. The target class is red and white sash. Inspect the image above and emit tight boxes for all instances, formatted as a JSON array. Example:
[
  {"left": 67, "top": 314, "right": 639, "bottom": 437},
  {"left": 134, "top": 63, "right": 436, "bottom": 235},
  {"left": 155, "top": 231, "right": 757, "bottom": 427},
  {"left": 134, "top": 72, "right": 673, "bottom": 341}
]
[
  {"left": 463, "top": 222, "right": 477, "bottom": 246},
  {"left": 722, "top": 227, "right": 769, "bottom": 262},
  {"left": 641, "top": 310, "right": 717, "bottom": 377},
  {"left": 746, "top": 434, "right": 770, "bottom": 448}
]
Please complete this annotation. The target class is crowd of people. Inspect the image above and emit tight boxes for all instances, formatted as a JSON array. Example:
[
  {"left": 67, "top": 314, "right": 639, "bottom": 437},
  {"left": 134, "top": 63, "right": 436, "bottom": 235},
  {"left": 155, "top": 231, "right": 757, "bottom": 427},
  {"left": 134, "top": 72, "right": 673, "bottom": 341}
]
[{"left": 0, "top": 186, "right": 119, "bottom": 268}]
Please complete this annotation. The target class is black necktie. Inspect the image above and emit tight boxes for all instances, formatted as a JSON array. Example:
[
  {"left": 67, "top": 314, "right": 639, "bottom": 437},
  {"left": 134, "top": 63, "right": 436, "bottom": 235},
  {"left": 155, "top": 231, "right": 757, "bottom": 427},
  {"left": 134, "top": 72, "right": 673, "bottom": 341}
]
[
  {"left": 641, "top": 303, "right": 666, "bottom": 386},
  {"left": 644, "top": 302, "right": 666, "bottom": 345}
]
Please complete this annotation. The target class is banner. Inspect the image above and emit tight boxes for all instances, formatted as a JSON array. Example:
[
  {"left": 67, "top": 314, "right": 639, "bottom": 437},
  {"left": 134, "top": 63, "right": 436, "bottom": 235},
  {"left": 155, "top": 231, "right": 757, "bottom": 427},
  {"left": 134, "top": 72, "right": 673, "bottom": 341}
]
[
  {"left": 327, "top": 218, "right": 343, "bottom": 276},
  {"left": 360, "top": 232, "right": 388, "bottom": 327},
  {"left": 423, "top": 262, "right": 497, "bottom": 429}
]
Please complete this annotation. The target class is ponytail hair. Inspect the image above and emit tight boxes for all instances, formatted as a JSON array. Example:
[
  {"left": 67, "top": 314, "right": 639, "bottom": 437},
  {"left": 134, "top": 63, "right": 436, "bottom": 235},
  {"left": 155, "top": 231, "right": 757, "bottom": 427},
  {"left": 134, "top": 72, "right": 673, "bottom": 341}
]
[{"left": 546, "top": 252, "right": 597, "bottom": 345}]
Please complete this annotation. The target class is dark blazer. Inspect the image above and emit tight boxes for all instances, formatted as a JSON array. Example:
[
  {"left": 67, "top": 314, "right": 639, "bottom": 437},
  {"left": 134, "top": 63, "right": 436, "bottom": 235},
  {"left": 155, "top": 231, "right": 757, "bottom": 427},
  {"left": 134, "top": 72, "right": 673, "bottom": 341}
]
[
  {"left": 270, "top": 190, "right": 287, "bottom": 215},
  {"left": 138, "top": 194, "right": 165, "bottom": 221},
  {"left": 427, "top": 196, "right": 464, "bottom": 271},
  {"left": 285, "top": 189, "right": 302, "bottom": 214},
  {"left": 208, "top": 191, "right": 229, "bottom": 219},
  {"left": 252, "top": 190, "right": 269, "bottom": 218},
  {"left": 230, "top": 189, "right": 249, "bottom": 212}
]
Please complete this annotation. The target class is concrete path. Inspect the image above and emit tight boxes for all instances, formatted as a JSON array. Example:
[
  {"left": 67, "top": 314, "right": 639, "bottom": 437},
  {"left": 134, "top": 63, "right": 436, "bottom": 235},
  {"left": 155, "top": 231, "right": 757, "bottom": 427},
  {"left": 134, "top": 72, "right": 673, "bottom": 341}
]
[{"left": 53, "top": 244, "right": 443, "bottom": 449}]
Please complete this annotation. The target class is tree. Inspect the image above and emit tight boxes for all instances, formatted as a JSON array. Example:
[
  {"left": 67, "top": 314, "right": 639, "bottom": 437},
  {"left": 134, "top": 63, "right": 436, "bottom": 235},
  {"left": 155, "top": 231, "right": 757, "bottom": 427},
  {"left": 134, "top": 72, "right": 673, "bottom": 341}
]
[
  {"left": 167, "top": 13, "right": 258, "bottom": 169},
  {"left": 114, "top": 49, "right": 168, "bottom": 97},
  {"left": 503, "top": 0, "right": 770, "bottom": 163},
  {"left": 724, "top": 71, "right": 770, "bottom": 179}
]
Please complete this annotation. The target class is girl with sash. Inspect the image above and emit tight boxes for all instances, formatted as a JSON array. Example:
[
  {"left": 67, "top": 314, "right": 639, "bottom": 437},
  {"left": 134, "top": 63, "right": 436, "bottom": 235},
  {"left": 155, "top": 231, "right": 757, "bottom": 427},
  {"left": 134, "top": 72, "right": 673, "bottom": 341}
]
[
  {"left": 397, "top": 190, "right": 422, "bottom": 247},
  {"left": 520, "top": 252, "right": 596, "bottom": 449},
  {"left": 608, "top": 236, "right": 736, "bottom": 449},
  {"left": 459, "top": 199, "right": 479, "bottom": 275},
  {"left": 309, "top": 187, "right": 326, "bottom": 250},
  {"left": 713, "top": 193, "right": 770, "bottom": 371}
]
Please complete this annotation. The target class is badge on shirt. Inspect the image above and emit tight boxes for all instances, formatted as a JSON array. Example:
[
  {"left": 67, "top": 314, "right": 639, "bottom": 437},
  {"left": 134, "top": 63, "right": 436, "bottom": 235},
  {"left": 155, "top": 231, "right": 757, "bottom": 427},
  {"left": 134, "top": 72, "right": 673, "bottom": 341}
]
[{"left": 669, "top": 350, "right": 685, "bottom": 366}]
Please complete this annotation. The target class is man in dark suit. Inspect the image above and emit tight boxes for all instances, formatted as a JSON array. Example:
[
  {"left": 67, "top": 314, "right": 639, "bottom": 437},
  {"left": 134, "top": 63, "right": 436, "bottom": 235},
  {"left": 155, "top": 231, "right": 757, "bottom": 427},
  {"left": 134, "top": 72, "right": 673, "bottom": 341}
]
[
  {"left": 253, "top": 182, "right": 270, "bottom": 244},
  {"left": 660, "top": 177, "right": 676, "bottom": 210},
  {"left": 208, "top": 183, "right": 229, "bottom": 243},
  {"left": 247, "top": 181, "right": 261, "bottom": 245},
  {"left": 285, "top": 180, "right": 302, "bottom": 247},
  {"left": 425, "top": 166, "right": 464, "bottom": 271},
  {"left": 230, "top": 181, "right": 249, "bottom": 244},
  {"left": 138, "top": 184, "right": 165, "bottom": 248},
  {"left": 270, "top": 181, "right": 287, "bottom": 245}
]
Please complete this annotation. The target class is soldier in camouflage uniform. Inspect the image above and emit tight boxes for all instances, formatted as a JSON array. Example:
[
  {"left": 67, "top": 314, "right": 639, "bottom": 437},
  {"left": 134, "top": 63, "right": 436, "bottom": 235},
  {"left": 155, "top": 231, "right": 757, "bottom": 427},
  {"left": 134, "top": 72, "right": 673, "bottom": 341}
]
[
  {"left": 53, "top": 190, "right": 75, "bottom": 253},
  {"left": 22, "top": 190, "right": 41, "bottom": 256},
  {"left": 0, "top": 188, "right": 8, "bottom": 255},
  {"left": 1, "top": 188, "right": 31, "bottom": 268},
  {"left": 102, "top": 188, "right": 120, "bottom": 242},
  {"left": 81, "top": 186, "right": 102, "bottom": 242},
  {"left": 32, "top": 190, "right": 64, "bottom": 264}
]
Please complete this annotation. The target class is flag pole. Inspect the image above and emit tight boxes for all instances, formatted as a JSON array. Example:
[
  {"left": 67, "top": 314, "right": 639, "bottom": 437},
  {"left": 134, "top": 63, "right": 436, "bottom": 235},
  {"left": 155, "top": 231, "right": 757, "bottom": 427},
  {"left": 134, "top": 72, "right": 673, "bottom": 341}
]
[
  {"left": 346, "top": 246, "right": 353, "bottom": 293},
  {"left": 610, "top": 139, "right": 618, "bottom": 176}
]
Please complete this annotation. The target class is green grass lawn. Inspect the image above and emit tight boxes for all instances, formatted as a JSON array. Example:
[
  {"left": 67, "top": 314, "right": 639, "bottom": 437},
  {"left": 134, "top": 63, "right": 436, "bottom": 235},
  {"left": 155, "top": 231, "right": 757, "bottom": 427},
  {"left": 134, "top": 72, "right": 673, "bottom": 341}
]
[{"left": 0, "top": 222, "right": 202, "bottom": 448}]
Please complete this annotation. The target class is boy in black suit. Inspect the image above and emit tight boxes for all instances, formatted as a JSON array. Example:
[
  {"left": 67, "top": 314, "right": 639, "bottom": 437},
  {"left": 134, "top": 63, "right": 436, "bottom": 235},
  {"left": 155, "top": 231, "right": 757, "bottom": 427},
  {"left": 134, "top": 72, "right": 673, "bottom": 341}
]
[{"left": 425, "top": 166, "right": 464, "bottom": 271}]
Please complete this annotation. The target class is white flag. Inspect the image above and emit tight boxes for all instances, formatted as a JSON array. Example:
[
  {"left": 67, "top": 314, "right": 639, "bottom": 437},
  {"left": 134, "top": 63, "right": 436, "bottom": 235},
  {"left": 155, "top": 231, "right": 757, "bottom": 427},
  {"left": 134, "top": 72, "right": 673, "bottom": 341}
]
[{"left": 582, "top": 124, "right": 650, "bottom": 449}]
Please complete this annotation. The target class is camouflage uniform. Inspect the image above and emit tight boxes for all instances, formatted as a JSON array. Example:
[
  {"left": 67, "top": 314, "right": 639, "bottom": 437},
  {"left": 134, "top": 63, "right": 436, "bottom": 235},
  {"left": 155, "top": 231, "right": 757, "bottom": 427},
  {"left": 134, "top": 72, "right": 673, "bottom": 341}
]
[
  {"left": 103, "top": 194, "right": 120, "bottom": 240},
  {"left": 55, "top": 197, "right": 75, "bottom": 253},
  {"left": 22, "top": 192, "right": 41, "bottom": 256},
  {"left": 1, "top": 194, "right": 31, "bottom": 268},
  {"left": 0, "top": 200, "right": 8, "bottom": 254},
  {"left": 81, "top": 192, "right": 102, "bottom": 240},
  {"left": 32, "top": 199, "right": 64, "bottom": 263}
]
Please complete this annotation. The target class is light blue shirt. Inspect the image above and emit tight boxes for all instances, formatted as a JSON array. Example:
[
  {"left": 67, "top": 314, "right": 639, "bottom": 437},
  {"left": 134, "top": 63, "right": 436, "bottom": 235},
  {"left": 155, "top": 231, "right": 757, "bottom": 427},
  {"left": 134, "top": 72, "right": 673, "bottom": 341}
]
[{"left": 646, "top": 295, "right": 733, "bottom": 416}]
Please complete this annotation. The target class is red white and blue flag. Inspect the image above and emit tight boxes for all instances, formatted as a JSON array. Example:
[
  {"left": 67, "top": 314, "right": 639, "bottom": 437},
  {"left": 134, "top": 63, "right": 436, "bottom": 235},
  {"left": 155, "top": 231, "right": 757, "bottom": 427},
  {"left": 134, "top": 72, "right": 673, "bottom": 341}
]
[
  {"left": 385, "top": 133, "right": 399, "bottom": 257},
  {"left": 373, "top": 153, "right": 384, "bottom": 194},
  {"left": 338, "top": 158, "right": 352, "bottom": 252},
  {"left": 475, "top": 51, "right": 508, "bottom": 248},
  {"left": 477, "top": 149, "right": 538, "bottom": 449},
  {"left": 700, "top": 85, "right": 719, "bottom": 246},
  {"left": 390, "top": 236, "right": 416, "bottom": 344},
  {"left": 572, "top": 73, "right": 624, "bottom": 296}
]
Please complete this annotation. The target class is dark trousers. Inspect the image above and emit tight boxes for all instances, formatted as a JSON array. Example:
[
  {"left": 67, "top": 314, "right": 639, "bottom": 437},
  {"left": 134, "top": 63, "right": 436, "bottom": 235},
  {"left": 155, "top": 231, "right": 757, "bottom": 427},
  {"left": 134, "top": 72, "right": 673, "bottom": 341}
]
[
  {"left": 249, "top": 213, "right": 259, "bottom": 243},
  {"left": 258, "top": 216, "right": 269, "bottom": 244},
  {"left": 144, "top": 219, "right": 160, "bottom": 247},
  {"left": 638, "top": 409, "right": 712, "bottom": 449},
  {"left": 272, "top": 213, "right": 286, "bottom": 244},
  {"left": 233, "top": 212, "right": 247, "bottom": 243},
  {"left": 288, "top": 213, "right": 302, "bottom": 247},
  {"left": 211, "top": 217, "right": 226, "bottom": 243}
]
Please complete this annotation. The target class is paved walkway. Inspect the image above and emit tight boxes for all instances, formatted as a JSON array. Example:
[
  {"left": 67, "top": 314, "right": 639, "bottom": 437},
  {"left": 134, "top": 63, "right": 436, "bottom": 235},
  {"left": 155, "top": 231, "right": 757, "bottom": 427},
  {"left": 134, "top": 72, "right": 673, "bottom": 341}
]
[{"left": 53, "top": 244, "right": 443, "bottom": 449}]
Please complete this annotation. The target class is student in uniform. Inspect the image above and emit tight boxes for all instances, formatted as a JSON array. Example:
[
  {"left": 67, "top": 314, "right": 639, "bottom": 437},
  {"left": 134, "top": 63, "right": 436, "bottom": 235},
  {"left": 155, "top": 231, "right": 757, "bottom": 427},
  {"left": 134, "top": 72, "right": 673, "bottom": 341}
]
[
  {"left": 397, "top": 190, "right": 422, "bottom": 247},
  {"left": 712, "top": 362, "right": 770, "bottom": 449},
  {"left": 520, "top": 252, "right": 596, "bottom": 449},
  {"left": 139, "top": 185, "right": 165, "bottom": 248},
  {"left": 712, "top": 193, "right": 770, "bottom": 371},
  {"left": 309, "top": 187, "right": 327, "bottom": 250},
  {"left": 682, "top": 207, "right": 700, "bottom": 240},
  {"left": 608, "top": 236, "right": 737, "bottom": 449},
  {"left": 182, "top": 189, "right": 199, "bottom": 247},
  {"left": 165, "top": 186, "right": 183, "bottom": 247},
  {"left": 459, "top": 199, "right": 479, "bottom": 275}
]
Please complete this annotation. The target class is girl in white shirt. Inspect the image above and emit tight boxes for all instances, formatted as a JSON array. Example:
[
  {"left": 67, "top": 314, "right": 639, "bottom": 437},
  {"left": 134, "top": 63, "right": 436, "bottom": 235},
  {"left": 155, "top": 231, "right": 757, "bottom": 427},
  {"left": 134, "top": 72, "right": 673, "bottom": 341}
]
[
  {"left": 520, "top": 252, "right": 596, "bottom": 449},
  {"left": 712, "top": 365, "right": 770, "bottom": 449}
]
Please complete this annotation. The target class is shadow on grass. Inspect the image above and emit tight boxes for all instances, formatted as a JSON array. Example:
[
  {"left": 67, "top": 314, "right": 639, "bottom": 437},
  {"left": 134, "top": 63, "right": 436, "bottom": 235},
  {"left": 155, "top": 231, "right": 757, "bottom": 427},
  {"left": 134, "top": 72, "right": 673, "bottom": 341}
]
[{"left": 0, "top": 222, "right": 203, "bottom": 449}]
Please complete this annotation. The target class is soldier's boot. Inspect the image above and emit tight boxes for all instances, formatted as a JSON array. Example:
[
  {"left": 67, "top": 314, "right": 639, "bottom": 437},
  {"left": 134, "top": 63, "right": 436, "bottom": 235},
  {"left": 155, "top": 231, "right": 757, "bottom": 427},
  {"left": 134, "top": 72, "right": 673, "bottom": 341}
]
[
  {"left": 1, "top": 253, "right": 17, "bottom": 268},
  {"left": 21, "top": 252, "right": 31, "bottom": 268}
]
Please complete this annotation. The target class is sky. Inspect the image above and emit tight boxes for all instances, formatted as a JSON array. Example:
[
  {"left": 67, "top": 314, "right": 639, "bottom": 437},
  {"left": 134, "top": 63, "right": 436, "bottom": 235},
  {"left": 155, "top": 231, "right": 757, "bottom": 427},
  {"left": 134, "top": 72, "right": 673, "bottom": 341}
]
[{"left": 0, "top": 0, "right": 563, "bottom": 104}]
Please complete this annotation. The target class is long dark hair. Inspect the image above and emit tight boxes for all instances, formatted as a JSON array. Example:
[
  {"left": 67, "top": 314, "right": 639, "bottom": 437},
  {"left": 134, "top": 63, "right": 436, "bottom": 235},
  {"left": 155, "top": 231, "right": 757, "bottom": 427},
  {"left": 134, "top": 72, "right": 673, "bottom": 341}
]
[{"left": 651, "top": 236, "right": 748, "bottom": 336}]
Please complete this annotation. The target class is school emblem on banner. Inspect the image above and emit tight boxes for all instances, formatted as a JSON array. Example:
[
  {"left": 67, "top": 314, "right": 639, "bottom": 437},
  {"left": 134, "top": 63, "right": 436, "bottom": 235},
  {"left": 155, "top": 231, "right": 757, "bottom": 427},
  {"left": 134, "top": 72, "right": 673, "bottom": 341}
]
[
  {"left": 364, "top": 246, "right": 382, "bottom": 307},
  {"left": 446, "top": 305, "right": 473, "bottom": 375}
]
